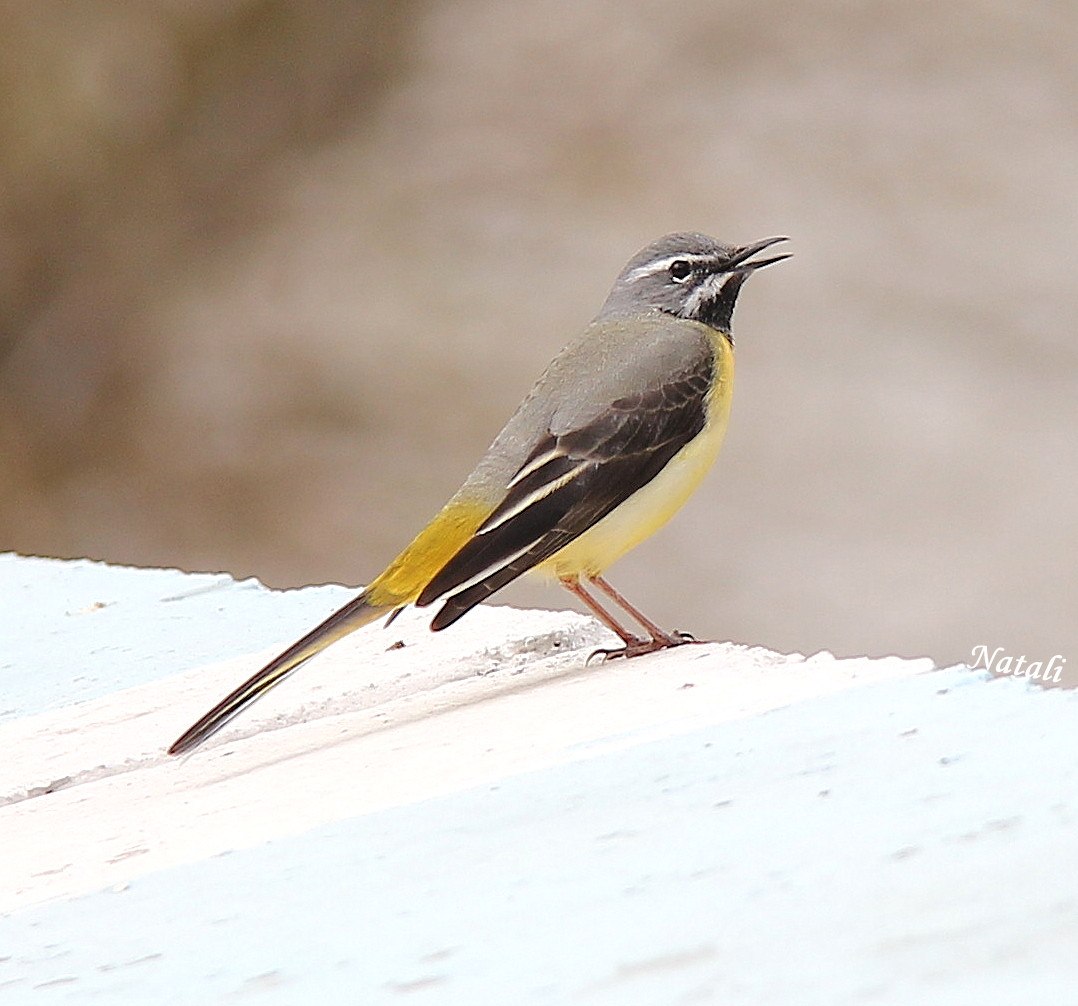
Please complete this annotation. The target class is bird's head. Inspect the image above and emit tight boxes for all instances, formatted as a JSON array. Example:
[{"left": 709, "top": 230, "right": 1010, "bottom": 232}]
[{"left": 600, "top": 232, "right": 790, "bottom": 336}]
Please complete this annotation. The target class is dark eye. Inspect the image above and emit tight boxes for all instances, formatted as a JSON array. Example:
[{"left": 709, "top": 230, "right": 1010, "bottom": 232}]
[{"left": 669, "top": 260, "right": 692, "bottom": 282}]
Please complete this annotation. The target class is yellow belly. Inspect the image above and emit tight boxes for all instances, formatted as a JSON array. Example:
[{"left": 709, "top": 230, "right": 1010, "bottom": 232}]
[{"left": 538, "top": 333, "right": 734, "bottom": 579}]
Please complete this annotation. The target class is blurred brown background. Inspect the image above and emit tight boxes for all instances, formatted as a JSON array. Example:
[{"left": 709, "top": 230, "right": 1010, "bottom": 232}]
[{"left": 2, "top": 0, "right": 1075, "bottom": 669}]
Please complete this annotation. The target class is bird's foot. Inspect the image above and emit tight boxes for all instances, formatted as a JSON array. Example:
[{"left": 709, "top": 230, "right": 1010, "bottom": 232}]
[{"left": 588, "top": 631, "right": 707, "bottom": 663}]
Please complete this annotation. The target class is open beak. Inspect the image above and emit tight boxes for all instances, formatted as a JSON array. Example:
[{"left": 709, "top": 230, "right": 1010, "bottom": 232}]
[{"left": 724, "top": 236, "right": 791, "bottom": 274}]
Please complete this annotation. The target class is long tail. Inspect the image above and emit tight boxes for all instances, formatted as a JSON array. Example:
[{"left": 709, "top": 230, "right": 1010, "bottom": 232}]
[{"left": 168, "top": 592, "right": 395, "bottom": 755}]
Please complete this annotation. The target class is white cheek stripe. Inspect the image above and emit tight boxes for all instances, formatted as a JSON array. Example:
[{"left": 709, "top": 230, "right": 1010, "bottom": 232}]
[{"left": 677, "top": 272, "right": 727, "bottom": 317}]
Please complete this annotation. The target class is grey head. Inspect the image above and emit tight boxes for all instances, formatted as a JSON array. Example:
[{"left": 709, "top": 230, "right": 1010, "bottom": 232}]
[{"left": 598, "top": 232, "right": 789, "bottom": 336}]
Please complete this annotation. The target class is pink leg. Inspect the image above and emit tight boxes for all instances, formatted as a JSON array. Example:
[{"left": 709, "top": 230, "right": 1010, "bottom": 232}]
[
  {"left": 561, "top": 574, "right": 704, "bottom": 660},
  {"left": 588, "top": 575, "right": 682, "bottom": 647},
  {"left": 560, "top": 577, "right": 646, "bottom": 649}
]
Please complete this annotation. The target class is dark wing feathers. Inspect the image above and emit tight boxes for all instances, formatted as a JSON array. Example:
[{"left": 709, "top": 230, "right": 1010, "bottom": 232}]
[
  {"left": 427, "top": 437, "right": 690, "bottom": 631},
  {"left": 417, "top": 350, "right": 715, "bottom": 629}
]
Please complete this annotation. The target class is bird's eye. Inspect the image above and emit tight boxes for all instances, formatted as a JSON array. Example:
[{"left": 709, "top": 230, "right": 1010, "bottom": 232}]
[{"left": 669, "top": 260, "right": 692, "bottom": 282}]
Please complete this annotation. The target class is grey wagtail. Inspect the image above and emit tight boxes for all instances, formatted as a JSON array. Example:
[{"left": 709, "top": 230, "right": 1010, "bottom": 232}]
[{"left": 168, "top": 232, "right": 788, "bottom": 755}]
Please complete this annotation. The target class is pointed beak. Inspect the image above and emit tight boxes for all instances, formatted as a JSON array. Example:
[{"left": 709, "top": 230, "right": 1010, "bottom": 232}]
[{"left": 724, "top": 236, "right": 791, "bottom": 274}]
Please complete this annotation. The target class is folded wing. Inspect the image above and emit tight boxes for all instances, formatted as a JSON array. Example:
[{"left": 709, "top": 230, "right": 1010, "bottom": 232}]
[{"left": 416, "top": 351, "right": 714, "bottom": 629}]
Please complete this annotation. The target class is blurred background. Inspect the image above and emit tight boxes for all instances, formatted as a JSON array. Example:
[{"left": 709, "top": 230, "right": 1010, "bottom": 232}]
[{"left": 2, "top": 0, "right": 1075, "bottom": 670}]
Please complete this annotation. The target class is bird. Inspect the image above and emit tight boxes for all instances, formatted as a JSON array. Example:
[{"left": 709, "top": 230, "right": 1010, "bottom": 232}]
[{"left": 168, "top": 232, "right": 789, "bottom": 755}]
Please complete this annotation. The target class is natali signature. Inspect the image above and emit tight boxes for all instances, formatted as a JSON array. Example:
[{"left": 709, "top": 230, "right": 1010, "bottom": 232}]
[{"left": 970, "top": 646, "right": 1065, "bottom": 682}]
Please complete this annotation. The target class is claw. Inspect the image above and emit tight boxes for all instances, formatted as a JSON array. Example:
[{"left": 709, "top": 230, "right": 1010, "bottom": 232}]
[
  {"left": 588, "top": 633, "right": 707, "bottom": 663},
  {"left": 586, "top": 647, "right": 619, "bottom": 664},
  {"left": 587, "top": 634, "right": 647, "bottom": 664}
]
